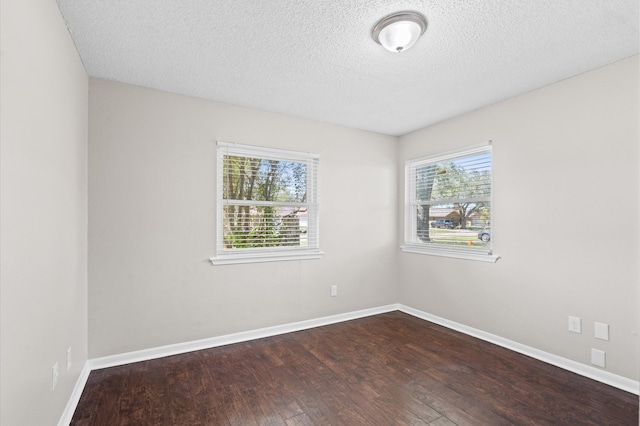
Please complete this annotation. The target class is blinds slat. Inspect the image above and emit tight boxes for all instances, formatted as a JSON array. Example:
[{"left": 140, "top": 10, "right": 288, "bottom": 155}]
[{"left": 223, "top": 200, "right": 312, "bottom": 207}]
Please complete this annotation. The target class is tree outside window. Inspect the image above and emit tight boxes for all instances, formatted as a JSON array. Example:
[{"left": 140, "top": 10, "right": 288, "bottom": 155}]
[
  {"left": 212, "top": 142, "right": 320, "bottom": 265},
  {"left": 405, "top": 144, "right": 492, "bottom": 256}
]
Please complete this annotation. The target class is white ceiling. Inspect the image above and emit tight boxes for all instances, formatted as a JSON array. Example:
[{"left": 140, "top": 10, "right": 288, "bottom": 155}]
[{"left": 56, "top": 0, "right": 639, "bottom": 136}]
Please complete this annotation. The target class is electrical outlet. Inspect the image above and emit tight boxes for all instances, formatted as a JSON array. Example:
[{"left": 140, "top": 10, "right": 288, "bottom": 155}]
[
  {"left": 52, "top": 362, "right": 59, "bottom": 391},
  {"left": 568, "top": 316, "right": 581, "bottom": 333},
  {"left": 330, "top": 285, "right": 338, "bottom": 297},
  {"left": 67, "top": 347, "right": 72, "bottom": 370}
]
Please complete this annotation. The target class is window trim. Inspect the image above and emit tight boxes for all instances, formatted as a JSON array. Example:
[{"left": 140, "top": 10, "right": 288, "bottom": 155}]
[
  {"left": 210, "top": 141, "right": 322, "bottom": 266},
  {"left": 401, "top": 142, "right": 500, "bottom": 263}
]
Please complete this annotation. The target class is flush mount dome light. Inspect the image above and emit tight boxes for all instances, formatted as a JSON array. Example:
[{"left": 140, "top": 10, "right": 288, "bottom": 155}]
[{"left": 372, "top": 11, "right": 427, "bottom": 53}]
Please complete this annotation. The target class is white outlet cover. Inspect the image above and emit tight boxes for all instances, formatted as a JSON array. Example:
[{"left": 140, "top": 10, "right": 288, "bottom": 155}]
[
  {"left": 568, "top": 316, "right": 581, "bottom": 333},
  {"left": 591, "top": 348, "right": 606, "bottom": 368},
  {"left": 594, "top": 322, "right": 609, "bottom": 341}
]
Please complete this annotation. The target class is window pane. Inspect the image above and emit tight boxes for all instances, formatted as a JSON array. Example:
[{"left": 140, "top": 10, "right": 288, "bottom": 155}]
[
  {"left": 416, "top": 202, "right": 491, "bottom": 249},
  {"left": 407, "top": 144, "right": 492, "bottom": 255},
  {"left": 215, "top": 142, "right": 320, "bottom": 264},
  {"left": 416, "top": 151, "right": 491, "bottom": 202},
  {"left": 223, "top": 156, "right": 307, "bottom": 203},
  {"left": 223, "top": 205, "right": 309, "bottom": 249}
]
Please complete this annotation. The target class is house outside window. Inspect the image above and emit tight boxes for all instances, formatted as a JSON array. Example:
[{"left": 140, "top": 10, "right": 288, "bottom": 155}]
[
  {"left": 211, "top": 142, "right": 321, "bottom": 265},
  {"left": 402, "top": 142, "right": 499, "bottom": 262}
]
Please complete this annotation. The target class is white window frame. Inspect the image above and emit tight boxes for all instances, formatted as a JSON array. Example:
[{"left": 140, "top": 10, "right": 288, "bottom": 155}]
[
  {"left": 402, "top": 142, "right": 500, "bottom": 263},
  {"left": 210, "top": 141, "right": 322, "bottom": 265}
]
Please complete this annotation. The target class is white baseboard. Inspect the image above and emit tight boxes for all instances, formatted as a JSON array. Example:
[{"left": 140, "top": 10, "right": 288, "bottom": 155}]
[
  {"left": 60, "top": 302, "right": 638, "bottom": 425},
  {"left": 89, "top": 304, "right": 399, "bottom": 370},
  {"left": 58, "top": 361, "right": 91, "bottom": 426},
  {"left": 398, "top": 304, "right": 640, "bottom": 395}
]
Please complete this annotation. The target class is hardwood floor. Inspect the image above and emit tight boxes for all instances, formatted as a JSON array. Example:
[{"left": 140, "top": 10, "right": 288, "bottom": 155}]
[{"left": 71, "top": 312, "right": 638, "bottom": 425}]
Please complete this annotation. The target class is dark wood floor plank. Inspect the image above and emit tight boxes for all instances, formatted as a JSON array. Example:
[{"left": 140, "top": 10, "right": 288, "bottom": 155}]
[
  {"left": 270, "top": 393, "right": 306, "bottom": 421},
  {"left": 410, "top": 370, "right": 511, "bottom": 426},
  {"left": 225, "top": 383, "right": 260, "bottom": 426},
  {"left": 428, "top": 417, "right": 458, "bottom": 426},
  {"left": 68, "top": 370, "right": 106, "bottom": 424},
  {"left": 87, "top": 366, "right": 128, "bottom": 426},
  {"left": 71, "top": 312, "right": 639, "bottom": 426},
  {"left": 293, "top": 388, "right": 341, "bottom": 425},
  {"left": 283, "top": 412, "right": 314, "bottom": 426},
  {"left": 240, "top": 385, "right": 287, "bottom": 426},
  {"left": 165, "top": 359, "right": 201, "bottom": 425}
]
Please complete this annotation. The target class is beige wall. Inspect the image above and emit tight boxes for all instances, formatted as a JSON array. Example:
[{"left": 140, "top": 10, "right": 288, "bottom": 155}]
[
  {"left": 88, "top": 57, "right": 638, "bottom": 381},
  {"left": 0, "top": 0, "right": 89, "bottom": 424},
  {"left": 88, "top": 79, "right": 399, "bottom": 358},
  {"left": 398, "top": 56, "right": 639, "bottom": 380}
]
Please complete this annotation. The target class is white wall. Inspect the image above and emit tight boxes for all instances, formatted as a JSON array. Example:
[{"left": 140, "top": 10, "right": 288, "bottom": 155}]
[
  {"left": 0, "top": 0, "right": 89, "bottom": 424},
  {"left": 88, "top": 79, "right": 398, "bottom": 358},
  {"left": 398, "top": 56, "right": 639, "bottom": 381}
]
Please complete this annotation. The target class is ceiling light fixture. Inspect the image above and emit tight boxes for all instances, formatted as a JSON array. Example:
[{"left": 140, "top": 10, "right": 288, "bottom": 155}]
[{"left": 372, "top": 11, "right": 427, "bottom": 53}]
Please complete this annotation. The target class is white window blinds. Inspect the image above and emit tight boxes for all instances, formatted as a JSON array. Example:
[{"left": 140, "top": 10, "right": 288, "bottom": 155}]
[
  {"left": 212, "top": 142, "right": 320, "bottom": 265},
  {"left": 404, "top": 143, "right": 496, "bottom": 261}
]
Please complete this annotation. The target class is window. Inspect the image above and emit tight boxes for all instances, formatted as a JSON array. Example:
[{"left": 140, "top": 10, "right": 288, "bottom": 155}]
[
  {"left": 211, "top": 142, "right": 321, "bottom": 265},
  {"left": 402, "top": 142, "right": 499, "bottom": 262}
]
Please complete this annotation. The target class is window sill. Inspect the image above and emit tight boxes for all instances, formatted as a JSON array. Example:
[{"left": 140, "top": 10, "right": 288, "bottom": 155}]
[
  {"left": 401, "top": 245, "right": 500, "bottom": 263},
  {"left": 210, "top": 250, "right": 323, "bottom": 266}
]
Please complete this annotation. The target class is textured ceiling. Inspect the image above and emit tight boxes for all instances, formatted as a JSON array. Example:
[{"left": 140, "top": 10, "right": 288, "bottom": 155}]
[{"left": 56, "top": 0, "right": 638, "bottom": 136}]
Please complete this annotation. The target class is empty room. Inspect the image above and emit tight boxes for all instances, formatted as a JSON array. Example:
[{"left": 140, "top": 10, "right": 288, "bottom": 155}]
[{"left": 1, "top": 0, "right": 639, "bottom": 425}]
